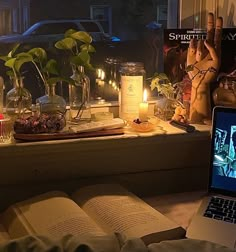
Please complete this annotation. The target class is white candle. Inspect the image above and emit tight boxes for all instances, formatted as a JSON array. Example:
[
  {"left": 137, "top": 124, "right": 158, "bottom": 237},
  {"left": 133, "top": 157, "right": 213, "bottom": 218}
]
[{"left": 139, "top": 89, "right": 148, "bottom": 122}]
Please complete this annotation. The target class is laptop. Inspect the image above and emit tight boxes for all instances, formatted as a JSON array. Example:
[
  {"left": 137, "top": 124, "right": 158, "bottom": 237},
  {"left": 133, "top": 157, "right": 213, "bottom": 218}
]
[{"left": 186, "top": 106, "right": 236, "bottom": 249}]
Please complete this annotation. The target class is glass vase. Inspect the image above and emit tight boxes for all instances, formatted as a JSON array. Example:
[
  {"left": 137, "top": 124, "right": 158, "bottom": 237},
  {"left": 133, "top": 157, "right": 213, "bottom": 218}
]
[
  {"left": 69, "top": 66, "right": 91, "bottom": 122},
  {"left": 154, "top": 96, "right": 180, "bottom": 121},
  {"left": 6, "top": 78, "right": 32, "bottom": 120},
  {"left": 36, "top": 83, "right": 67, "bottom": 132}
]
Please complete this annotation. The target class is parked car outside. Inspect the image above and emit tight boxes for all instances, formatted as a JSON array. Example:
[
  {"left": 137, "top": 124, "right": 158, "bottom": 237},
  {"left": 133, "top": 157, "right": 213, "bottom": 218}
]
[{"left": 0, "top": 19, "right": 119, "bottom": 54}]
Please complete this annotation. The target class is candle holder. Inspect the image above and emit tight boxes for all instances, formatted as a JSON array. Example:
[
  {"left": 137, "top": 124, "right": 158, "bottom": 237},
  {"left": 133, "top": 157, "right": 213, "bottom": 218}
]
[
  {"left": 0, "top": 117, "right": 12, "bottom": 144},
  {"left": 130, "top": 116, "right": 161, "bottom": 132}
]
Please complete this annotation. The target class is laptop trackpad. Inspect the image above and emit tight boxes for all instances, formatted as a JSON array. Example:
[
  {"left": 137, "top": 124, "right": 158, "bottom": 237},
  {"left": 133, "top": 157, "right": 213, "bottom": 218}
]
[{"left": 187, "top": 215, "right": 236, "bottom": 249}]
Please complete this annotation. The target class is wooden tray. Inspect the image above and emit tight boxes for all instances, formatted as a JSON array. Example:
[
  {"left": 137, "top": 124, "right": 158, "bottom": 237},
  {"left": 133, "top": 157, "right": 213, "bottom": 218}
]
[{"left": 13, "top": 128, "right": 124, "bottom": 142}]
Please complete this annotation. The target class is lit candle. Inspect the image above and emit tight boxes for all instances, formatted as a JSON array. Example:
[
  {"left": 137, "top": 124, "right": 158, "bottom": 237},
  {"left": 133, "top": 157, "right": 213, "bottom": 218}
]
[{"left": 139, "top": 89, "right": 148, "bottom": 122}]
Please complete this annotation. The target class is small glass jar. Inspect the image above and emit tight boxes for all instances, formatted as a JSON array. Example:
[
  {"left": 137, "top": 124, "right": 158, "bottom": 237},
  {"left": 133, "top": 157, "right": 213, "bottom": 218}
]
[
  {"left": 104, "top": 57, "right": 123, "bottom": 84},
  {"left": 119, "top": 62, "right": 146, "bottom": 121}
]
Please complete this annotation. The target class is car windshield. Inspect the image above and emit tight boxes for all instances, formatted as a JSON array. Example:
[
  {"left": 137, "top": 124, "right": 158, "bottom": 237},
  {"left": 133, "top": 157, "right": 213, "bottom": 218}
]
[{"left": 27, "top": 22, "right": 79, "bottom": 35}]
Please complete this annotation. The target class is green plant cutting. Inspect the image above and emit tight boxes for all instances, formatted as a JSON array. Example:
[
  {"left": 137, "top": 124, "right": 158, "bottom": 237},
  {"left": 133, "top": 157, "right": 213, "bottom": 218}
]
[{"left": 55, "top": 29, "right": 95, "bottom": 74}]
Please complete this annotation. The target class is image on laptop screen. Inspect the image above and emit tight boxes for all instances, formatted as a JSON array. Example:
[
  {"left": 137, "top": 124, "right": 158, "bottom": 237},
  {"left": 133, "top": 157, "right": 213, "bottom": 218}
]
[{"left": 211, "top": 107, "right": 236, "bottom": 194}]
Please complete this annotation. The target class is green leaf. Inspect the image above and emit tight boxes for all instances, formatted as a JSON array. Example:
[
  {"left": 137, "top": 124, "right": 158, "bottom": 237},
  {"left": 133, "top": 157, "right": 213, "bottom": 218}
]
[
  {"left": 5, "top": 58, "right": 16, "bottom": 69},
  {"left": 150, "top": 78, "right": 157, "bottom": 91},
  {"left": 70, "top": 55, "right": 84, "bottom": 66},
  {"left": 158, "top": 73, "right": 169, "bottom": 80},
  {"left": 79, "top": 51, "right": 90, "bottom": 63},
  {"left": 64, "top": 29, "right": 78, "bottom": 38},
  {"left": 55, "top": 37, "right": 77, "bottom": 50},
  {"left": 70, "top": 31, "right": 92, "bottom": 44},
  {"left": 80, "top": 44, "right": 96, "bottom": 53},
  {"left": 45, "top": 59, "right": 59, "bottom": 75},
  {"left": 0, "top": 56, "right": 10, "bottom": 62},
  {"left": 70, "top": 51, "right": 90, "bottom": 66},
  {"left": 28, "top": 47, "right": 47, "bottom": 63},
  {"left": 6, "top": 70, "right": 14, "bottom": 77},
  {"left": 15, "top": 53, "right": 33, "bottom": 73},
  {"left": 8, "top": 44, "right": 20, "bottom": 57}
]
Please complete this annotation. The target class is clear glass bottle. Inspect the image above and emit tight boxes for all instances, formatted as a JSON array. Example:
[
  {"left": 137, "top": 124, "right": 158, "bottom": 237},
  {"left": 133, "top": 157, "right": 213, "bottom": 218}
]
[
  {"left": 119, "top": 62, "right": 146, "bottom": 121},
  {"left": 6, "top": 78, "right": 32, "bottom": 120},
  {"left": 69, "top": 65, "right": 91, "bottom": 122},
  {"left": 35, "top": 83, "right": 67, "bottom": 132},
  {"left": 36, "top": 83, "right": 66, "bottom": 115}
]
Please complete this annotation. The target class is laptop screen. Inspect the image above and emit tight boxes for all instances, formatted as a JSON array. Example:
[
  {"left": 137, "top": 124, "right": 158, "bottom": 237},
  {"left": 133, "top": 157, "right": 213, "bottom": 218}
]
[{"left": 210, "top": 106, "right": 236, "bottom": 195}]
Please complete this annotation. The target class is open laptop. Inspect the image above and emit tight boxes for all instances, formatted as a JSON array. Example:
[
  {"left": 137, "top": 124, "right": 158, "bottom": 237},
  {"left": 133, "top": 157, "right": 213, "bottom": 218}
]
[{"left": 186, "top": 106, "right": 236, "bottom": 249}]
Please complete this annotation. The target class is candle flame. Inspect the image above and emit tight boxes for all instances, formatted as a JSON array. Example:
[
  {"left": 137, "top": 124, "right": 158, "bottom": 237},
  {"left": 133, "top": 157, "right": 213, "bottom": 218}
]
[{"left": 143, "top": 89, "right": 147, "bottom": 102}]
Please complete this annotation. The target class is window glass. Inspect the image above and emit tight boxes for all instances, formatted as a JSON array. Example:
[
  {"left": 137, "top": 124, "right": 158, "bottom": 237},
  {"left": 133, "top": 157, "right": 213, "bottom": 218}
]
[
  {"left": 33, "top": 22, "right": 79, "bottom": 35},
  {"left": 80, "top": 22, "right": 100, "bottom": 32}
]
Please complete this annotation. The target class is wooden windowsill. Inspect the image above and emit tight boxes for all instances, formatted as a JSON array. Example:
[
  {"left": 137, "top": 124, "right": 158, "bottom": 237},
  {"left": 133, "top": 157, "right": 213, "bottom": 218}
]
[{"left": 0, "top": 120, "right": 211, "bottom": 210}]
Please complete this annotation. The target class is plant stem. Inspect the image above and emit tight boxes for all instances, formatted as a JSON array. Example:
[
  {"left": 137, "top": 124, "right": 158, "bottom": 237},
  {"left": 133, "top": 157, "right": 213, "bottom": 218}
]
[{"left": 32, "top": 61, "right": 47, "bottom": 86}]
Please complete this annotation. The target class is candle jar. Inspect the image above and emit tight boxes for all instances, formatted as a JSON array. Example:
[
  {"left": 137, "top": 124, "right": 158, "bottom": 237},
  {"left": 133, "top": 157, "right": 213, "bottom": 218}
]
[
  {"left": 0, "top": 117, "right": 12, "bottom": 144},
  {"left": 119, "top": 62, "right": 146, "bottom": 121}
]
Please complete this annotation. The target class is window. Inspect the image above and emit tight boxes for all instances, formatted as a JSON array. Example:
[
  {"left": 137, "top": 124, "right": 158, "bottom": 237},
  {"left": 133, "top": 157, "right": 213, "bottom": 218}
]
[
  {"left": 32, "top": 22, "right": 79, "bottom": 35},
  {"left": 80, "top": 21, "right": 100, "bottom": 32}
]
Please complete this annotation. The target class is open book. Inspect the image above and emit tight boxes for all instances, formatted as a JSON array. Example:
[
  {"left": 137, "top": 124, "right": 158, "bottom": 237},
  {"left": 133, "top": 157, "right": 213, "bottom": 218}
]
[{"left": 0, "top": 184, "right": 185, "bottom": 247}]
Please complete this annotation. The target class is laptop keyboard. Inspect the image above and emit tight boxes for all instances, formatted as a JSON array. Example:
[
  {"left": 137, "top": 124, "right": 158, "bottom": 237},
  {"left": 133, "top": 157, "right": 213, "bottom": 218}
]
[{"left": 204, "top": 196, "right": 236, "bottom": 224}]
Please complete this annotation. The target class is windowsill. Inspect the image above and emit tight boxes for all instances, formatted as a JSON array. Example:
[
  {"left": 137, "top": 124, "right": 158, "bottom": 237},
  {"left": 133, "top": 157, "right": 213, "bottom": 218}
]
[{"left": 0, "top": 120, "right": 211, "bottom": 210}]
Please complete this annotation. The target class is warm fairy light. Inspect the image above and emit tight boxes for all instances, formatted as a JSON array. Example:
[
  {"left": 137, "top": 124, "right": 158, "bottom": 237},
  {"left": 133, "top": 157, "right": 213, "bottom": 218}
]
[
  {"left": 97, "top": 68, "right": 102, "bottom": 78},
  {"left": 101, "top": 70, "right": 105, "bottom": 80}
]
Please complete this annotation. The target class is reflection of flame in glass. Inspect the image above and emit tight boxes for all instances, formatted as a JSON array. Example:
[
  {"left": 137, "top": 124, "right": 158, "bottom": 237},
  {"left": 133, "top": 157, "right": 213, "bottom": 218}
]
[
  {"left": 143, "top": 89, "right": 147, "bottom": 102},
  {"left": 101, "top": 70, "right": 105, "bottom": 80},
  {"left": 97, "top": 68, "right": 102, "bottom": 78}
]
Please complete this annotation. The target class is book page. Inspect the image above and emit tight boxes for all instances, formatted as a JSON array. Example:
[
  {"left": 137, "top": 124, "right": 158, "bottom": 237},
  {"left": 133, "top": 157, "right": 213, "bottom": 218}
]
[
  {"left": 72, "top": 184, "right": 185, "bottom": 243},
  {"left": 1, "top": 191, "right": 107, "bottom": 240}
]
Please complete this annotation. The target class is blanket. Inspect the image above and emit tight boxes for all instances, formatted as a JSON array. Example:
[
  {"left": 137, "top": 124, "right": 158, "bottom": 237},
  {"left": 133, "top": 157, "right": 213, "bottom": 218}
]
[{"left": 0, "top": 234, "right": 235, "bottom": 252}]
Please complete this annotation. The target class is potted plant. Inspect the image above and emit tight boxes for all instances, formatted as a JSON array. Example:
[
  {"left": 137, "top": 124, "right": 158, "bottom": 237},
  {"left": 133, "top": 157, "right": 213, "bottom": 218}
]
[
  {"left": 27, "top": 47, "right": 69, "bottom": 115},
  {"left": 55, "top": 30, "right": 95, "bottom": 121},
  {"left": 0, "top": 44, "right": 32, "bottom": 119},
  {"left": 150, "top": 72, "right": 186, "bottom": 121}
]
